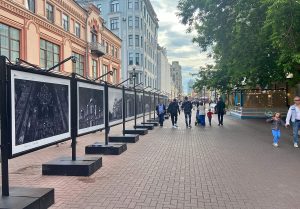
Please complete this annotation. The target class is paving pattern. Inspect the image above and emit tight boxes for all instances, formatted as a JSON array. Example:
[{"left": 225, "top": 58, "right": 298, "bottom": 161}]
[{"left": 4, "top": 114, "right": 300, "bottom": 209}]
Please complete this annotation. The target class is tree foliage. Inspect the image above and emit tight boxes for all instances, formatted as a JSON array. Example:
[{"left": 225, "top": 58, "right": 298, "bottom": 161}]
[{"left": 177, "top": 0, "right": 300, "bottom": 92}]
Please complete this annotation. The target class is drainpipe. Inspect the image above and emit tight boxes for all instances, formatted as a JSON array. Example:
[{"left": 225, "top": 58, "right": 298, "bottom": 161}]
[{"left": 85, "top": 9, "right": 89, "bottom": 77}]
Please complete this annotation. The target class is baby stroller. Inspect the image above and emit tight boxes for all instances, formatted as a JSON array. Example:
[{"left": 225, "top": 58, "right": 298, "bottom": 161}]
[{"left": 195, "top": 110, "right": 206, "bottom": 126}]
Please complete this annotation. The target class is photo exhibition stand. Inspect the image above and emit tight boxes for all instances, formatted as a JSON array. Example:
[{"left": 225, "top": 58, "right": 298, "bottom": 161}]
[
  {"left": 109, "top": 85, "right": 140, "bottom": 143},
  {"left": 42, "top": 73, "right": 102, "bottom": 176},
  {"left": 134, "top": 89, "right": 155, "bottom": 130},
  {"left": 0, "top": 56, "right": 54, "bottom": 209},
  {"left": 85, "top": 82, "right": 127, "bottom": 155},
  {"left": 123, "top": 75, "right": 148, "bottom": 136},
  {"left": 142, "top": 91, "right": 159, "bottom": 126},
  {"left": 147, "top": 92, "right": 159, "bottom": 123}
]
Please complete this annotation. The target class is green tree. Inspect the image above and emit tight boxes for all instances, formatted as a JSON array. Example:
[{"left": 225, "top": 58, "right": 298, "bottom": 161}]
[{"left": 177, "top": 0, "right": 300, "bottom": 92}]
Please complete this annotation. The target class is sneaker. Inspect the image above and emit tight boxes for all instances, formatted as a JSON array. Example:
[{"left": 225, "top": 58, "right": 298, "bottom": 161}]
[
  {"left": 172, "top": 125, "right": 176, "bottom": 128},
  {"left": 294, "top": 143, "right": 298, "bottom": 148},
  {"left": 174, "top": 124, "right": 178, "bottom": 127},
  {"left": 189, "top": 125, "right": 192, "bottom": 128},
  {"left": 273, "top": 143, "right": 278, "bottom": 147}
]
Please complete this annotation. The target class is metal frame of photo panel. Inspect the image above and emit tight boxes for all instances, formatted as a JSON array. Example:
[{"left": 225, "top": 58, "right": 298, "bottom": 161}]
[
  {"left": 137, "top": 91, "right": 143, "bottom": 117},
  {"left": 77, "top": 81, "right": 105, "bottom": 135},
  {"left": 9, "top": 67, "right": 71, "bottom": 158},
  {"left": 124, "top": 89, "right": 135, "bottom": 121},
  {"left": 108, "top": 86, "right": 123, "bottom": 127}
]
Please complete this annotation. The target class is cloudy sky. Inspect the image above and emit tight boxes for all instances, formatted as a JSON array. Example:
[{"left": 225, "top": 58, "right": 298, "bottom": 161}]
[{"left": 151, "top": 0, "right": 214, "bottom": 94}]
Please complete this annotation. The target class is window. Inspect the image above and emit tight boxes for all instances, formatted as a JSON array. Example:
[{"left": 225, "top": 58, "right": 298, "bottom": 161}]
[
  {"left": 128, "top": 1, "right": 133, "bottom": 9},
  {"left": 92, "top": 59, "right": 98, "bottom": 78},
  {"left": 111, "top": 1, "right": 119, "bottom": 12},
  {"left": 128, "top": 16, "right": 133, "bottom": 28},
  {"left": 135, "top": 35, "right": 139, "bottom": 47},
  {"left": 135, "top": 53, "right": 139, "bottom": 65},
  {"left": 111, "top": 45, "right": 114, "bottom": 56},
  {"left": 102, "top": 64, "right": 108, "bottom": 81},
  {"left": 141, "top": 53, "right": 144, "bottom": 66},
  {"left": 115, "top": 48, "right": 118, "bottom": 58},
  {"left": 72, "top": 52, "right": 84, "bottom": 76},
  {"left": 46, "top": 2, "right": 54, "bottom": 22},
  {"left": 0, "top": 23, "right": 20, "bottom": 62},
  {"left": 110, "top": 18, "right": 119, "bottom": 30},
  {"left": 128, "top": 35, "right": 133, "bottom": 46},
  {"left": 91, "top": 27, "right": 97, "bottom": 42},
  {"left": 27, "top": 0, "right": 35, "bottom": 13},
  {"left": 141, "top": 18, "right": 143, "bottom": 30},
  {"left": 113, "top": 68, "right": 118, "bottom": 84},
  {"left": 135, "top": 16, "right": 139, "bottom": 28},
  {"left": 97, "top": 4, "right": 101, "bottom": 12},
  {"left": 129, "top": 52, "right": 133, "bottom": 65},
  {"left": 75, "top": 22, "right": 80, "bottom": 38},
  {"left": 62, "top": 13, "right": 69, "bottom": 31},
  {"left": 135, "top": 0, "right": 139, "bottom": 10},
  {"left": 105, "top": 42, "right": 109, "bottom": 53},
  {"left": 141, "top": 36, "right": 143, "bottom": 48},
  {"left": 40, "top": 39, "right": 59, "bottom": 70}
]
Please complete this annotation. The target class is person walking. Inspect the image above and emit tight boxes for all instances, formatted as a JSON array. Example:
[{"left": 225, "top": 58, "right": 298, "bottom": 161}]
[
  {"left": 216, "top": 97, "right": 225, "bottom": 126},
  {"left": 156, "top": 101, "right": 166, "bottom": 127},
  {"left": 285, "top": 96, "right": 300, "bottom": 148},
  {"left": 207, "top": 109, "right": 213, "bottom": 126},
  {"left": 197, "top": 102, "right": 206, "bottom": 126},
  {"left": 167, "top": 99, "right": 180, "bottom": 128},
  {"left": 181, "top": 96, "right": 193, "bottom": 128},
  {"left": 267, "top": 112, "right": 285, "bottom": 147}
]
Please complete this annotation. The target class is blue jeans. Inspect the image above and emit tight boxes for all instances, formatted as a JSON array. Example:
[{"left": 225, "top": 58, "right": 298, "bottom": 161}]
[
  {"left": 272, "top": 129, "right": 280, "bottom": 144},
  {"left": 293, "top": 120, "right": 300, "bottom": 143},
  {"left": 158, "top": 114, "right": 164, "bottom": 126}
]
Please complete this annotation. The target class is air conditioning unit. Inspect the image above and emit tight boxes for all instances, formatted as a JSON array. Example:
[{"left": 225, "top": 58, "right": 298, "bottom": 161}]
[{"left": 122, "top": 17, "right": 126, "bottom": 21}]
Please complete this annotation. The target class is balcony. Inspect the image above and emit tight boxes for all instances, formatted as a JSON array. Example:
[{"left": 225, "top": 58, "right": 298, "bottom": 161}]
[{"left": 89, "top": 42, "right": 106, "bottom": 57}]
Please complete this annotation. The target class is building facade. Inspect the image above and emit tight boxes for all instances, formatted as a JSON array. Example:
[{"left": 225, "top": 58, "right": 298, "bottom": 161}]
[
  {"left": 0, "top": 0, "right": 122, "bottom": 84},
  {"left": 157, "top": 45, "right": 171, "bottom": 95},
  {"left": 171, "top": 61, "right": 183, "bottom": 97},
  {"left": 77, "top": 0, "right": 159, "bottom": 88}
]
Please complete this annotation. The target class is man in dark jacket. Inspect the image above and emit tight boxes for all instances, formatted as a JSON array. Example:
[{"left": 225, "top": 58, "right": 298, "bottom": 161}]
[
  {"left": 156, "top": 102, "right": 166, "bottom": 127},
  {"left": 216, "top": 97, "right": 226, "bottom": 126},
  {"left": 181, "top": 96, "right": 193, "bottom": 128},
  {"left": 168, "top": 99, "right": 180, "bottom": 128}
]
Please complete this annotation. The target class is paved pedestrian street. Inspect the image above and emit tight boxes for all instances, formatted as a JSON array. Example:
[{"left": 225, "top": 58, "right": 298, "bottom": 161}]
[{"left": 4, "top": 115, "right": 300, "bottom": 209}]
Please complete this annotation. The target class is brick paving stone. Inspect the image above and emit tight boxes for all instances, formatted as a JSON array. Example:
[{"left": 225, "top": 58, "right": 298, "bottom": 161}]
[{"left": 2, "top": 115, "right": 300, "bottom": 209}]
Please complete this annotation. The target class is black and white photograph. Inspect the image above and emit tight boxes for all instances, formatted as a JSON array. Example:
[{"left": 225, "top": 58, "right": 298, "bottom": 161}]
[
  {"left": 137, "top": 92, "right": 143, "bottom": 116},
  {"left": 11, "top": 70, "right": 71, "bottom": 156},
  {"left": 108, "top": 87, "right": 123, "bottom": 126},
  {"left": 77, "top": 82, "right": 104, "bottom": 135},
  {"left": 144, "top": 93, "right": 151, "bottom": 113},
  {"left": 125, "top": 90, "right": 135, "bottom": 119}
]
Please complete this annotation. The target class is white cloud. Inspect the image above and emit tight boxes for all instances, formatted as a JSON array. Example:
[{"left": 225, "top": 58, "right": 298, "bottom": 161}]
[{"left": 151, "top": 0, "right": 215, "bottom": 93}]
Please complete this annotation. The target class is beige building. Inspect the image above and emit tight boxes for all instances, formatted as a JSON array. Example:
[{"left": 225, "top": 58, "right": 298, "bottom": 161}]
[
  {"left": 171, "top": 61, "right": 183, "bottom": 97},
  {"left": 0, "top": 0, "right": 122, "bottom": 84}
]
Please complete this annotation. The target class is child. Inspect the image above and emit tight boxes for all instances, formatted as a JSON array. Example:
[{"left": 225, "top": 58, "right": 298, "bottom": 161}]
[
  {"left": 207, "top": 109, "right": 213, "bottom": 126},
  {"left": 266, "top": 112, "right": 285, "bottom": 147}
]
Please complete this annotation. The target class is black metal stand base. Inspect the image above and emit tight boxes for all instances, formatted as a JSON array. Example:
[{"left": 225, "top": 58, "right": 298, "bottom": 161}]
[
  {"left": 141, "top": 122, "right": 159, "bottom": 126},
  {"left": 134, "top": 124, "right": 154, "bottom": 130},
  {"left": 85, "top": 143, "right": 127, "bottom": 155},
  {"left": 124, "top": 128, "right": 148, "bottom": 135},
  {"left": 42, "top": 156, "right": 102, "bottom": 176},
  {"left": 0, "top": 187, "right": 54, "bottom": 209},
  {"left": 147, "top": 118, "right": 158, "bottom": 122},
  {"left": 109, "top": 134, "right": 139, "bottom": 143}
]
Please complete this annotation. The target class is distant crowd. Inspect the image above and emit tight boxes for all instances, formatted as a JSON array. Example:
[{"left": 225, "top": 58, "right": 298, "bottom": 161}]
[{"left": 155, "top": 95, "right": 300, "bottom": 149}]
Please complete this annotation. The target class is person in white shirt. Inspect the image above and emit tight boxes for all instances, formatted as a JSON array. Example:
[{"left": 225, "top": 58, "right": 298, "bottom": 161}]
[{"left": 285, "top": 96, "right": 300, "bottom": 148}]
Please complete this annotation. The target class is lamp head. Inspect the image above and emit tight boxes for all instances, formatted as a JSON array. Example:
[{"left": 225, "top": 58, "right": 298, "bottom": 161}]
[{"left": 71, "top": 56, "right": 77, "bottom": 63}]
